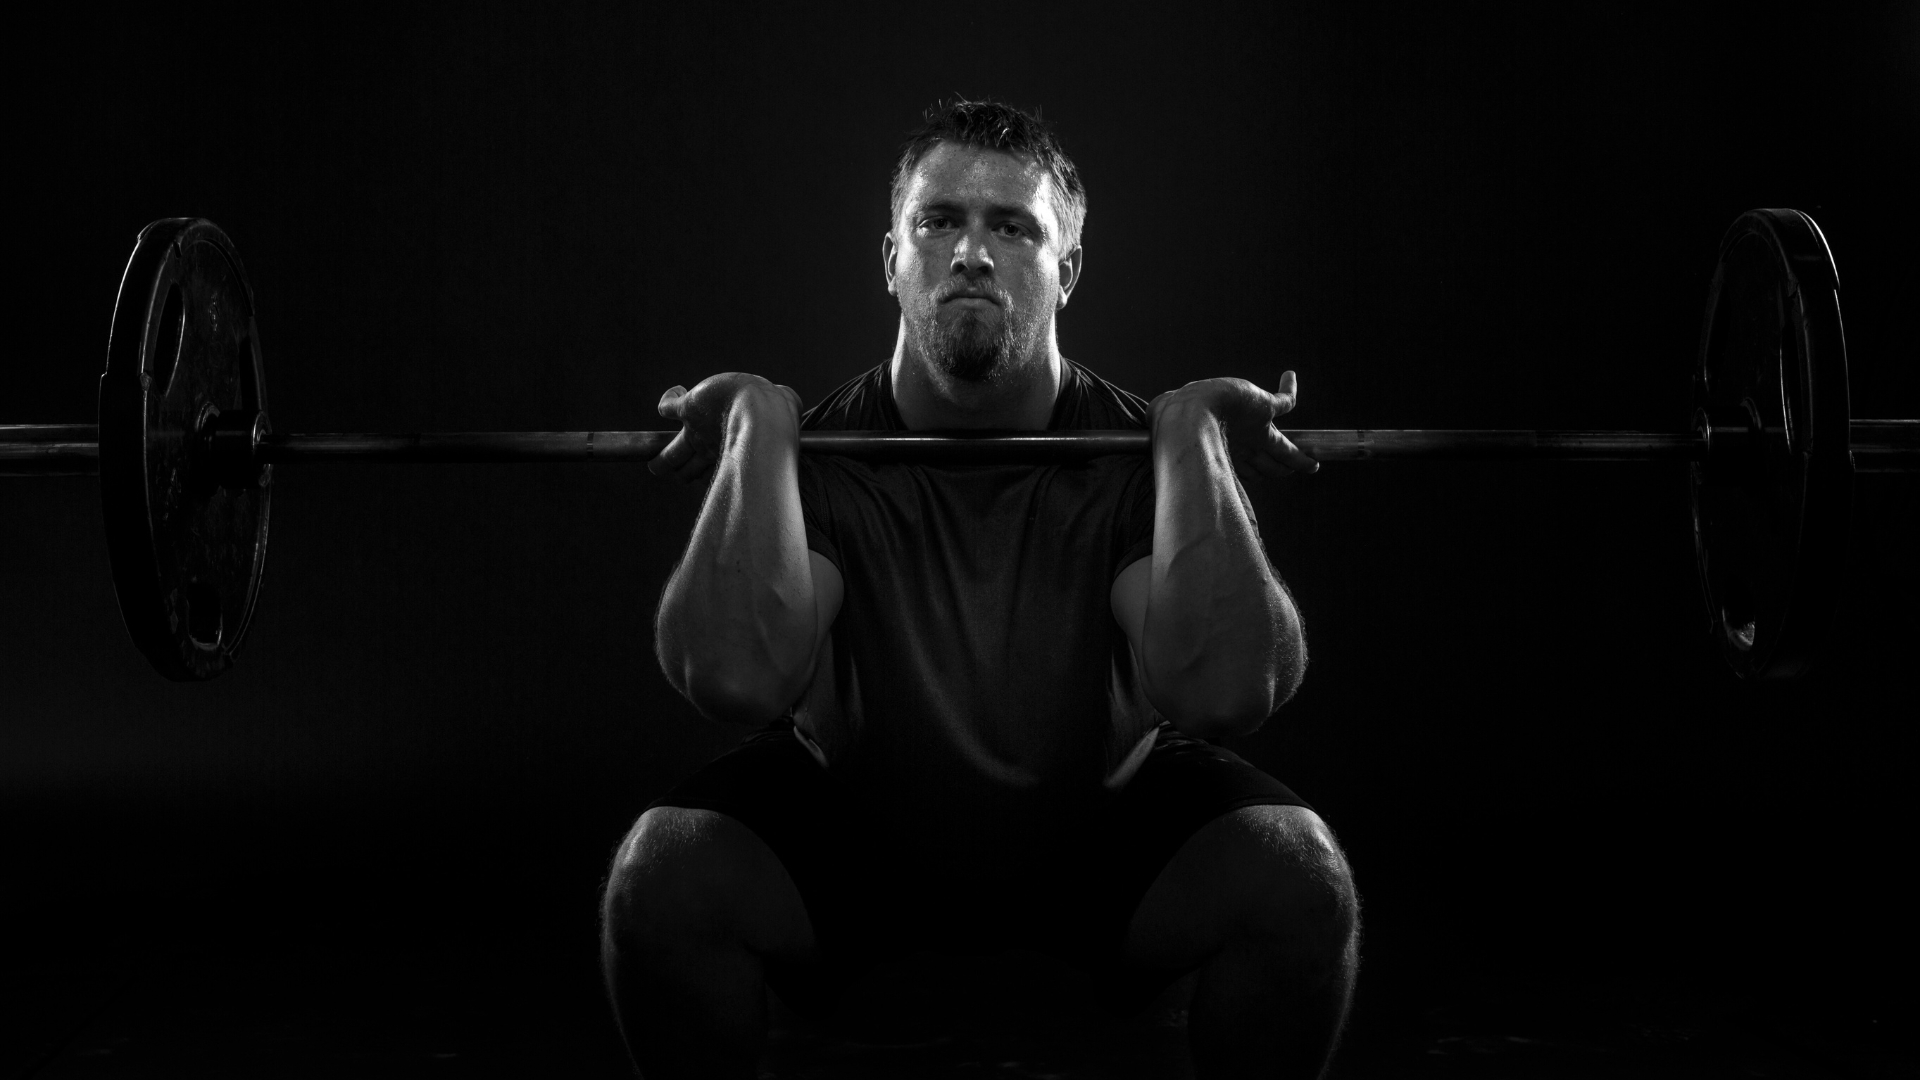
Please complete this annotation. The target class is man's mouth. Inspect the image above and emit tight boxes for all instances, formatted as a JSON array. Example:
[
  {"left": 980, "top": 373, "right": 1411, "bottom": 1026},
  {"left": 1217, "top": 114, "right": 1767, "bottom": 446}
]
[{"left": 940, "top": 288, "right": 1000, "bottom": 305}]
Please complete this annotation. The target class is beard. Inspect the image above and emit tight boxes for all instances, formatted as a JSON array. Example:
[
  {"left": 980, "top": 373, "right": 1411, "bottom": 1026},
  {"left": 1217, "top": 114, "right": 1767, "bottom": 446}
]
[{"left": 905, "top": 285, "right": 1038, "bottom": 385}]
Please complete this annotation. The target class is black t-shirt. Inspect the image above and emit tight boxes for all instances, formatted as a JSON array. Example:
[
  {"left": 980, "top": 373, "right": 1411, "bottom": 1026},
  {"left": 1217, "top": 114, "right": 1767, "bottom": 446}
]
[{"left": 793, "top": 359, "right": 1161, "bottom": 877}]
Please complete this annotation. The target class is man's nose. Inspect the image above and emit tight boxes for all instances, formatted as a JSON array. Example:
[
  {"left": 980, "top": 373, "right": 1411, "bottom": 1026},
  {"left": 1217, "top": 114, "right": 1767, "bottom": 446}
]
[{"left": 950, "top": 225, "right": 994, "bottom": 277}]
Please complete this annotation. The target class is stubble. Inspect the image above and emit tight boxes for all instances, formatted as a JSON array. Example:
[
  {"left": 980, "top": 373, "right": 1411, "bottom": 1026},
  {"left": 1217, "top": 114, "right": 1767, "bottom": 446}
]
[{"left": 906, "top": 284, "right": 1042, "bottom": 385}]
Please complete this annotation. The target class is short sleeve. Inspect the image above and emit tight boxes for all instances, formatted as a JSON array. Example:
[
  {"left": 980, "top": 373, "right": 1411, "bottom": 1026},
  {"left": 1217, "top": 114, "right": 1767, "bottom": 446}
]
[
  {"left": 1113, "top": 459, "right": 1155, "bottom": 578},
  {"left": 796, "top": 457, "right": 842, "bottom": 570}
]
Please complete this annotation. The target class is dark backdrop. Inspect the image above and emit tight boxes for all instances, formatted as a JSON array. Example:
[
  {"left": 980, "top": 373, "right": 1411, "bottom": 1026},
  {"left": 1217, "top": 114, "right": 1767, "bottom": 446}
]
[{"left": 5, "top": 1, "right": 1916, "bottom": 1072}]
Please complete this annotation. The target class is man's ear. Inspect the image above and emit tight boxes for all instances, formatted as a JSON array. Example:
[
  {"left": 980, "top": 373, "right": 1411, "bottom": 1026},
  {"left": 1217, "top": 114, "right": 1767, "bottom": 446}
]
[
  {"left": 881, "top": 231, "right": 899, "bottom": 296},
  {"left": 1056, "top": 245, "right": 1084, "bottom": 310}
]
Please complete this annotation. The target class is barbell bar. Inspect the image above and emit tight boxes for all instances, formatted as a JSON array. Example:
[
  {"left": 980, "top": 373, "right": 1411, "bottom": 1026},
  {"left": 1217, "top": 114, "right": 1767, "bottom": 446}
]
[
  {"left": 2, "top": 211, "right": 1915, "bottom": 683},
  {"left": 10, "top": 423, "right": 1920, "bottom": 472}
]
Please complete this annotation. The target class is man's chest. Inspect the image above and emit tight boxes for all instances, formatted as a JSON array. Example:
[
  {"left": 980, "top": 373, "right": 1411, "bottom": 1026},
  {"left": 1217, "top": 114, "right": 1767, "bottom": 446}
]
[{"left": 814, "top": 461, "right": 1147, "bottom": 614}]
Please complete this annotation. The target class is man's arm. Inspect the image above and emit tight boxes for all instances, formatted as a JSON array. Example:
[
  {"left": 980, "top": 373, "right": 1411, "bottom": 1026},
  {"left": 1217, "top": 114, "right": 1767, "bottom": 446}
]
[
  {"left": 652, "top": 373, "right": 843, "bottom": 724},
  {"left": 1111, "top": 373, "right": 1318, "bottom": 740}
]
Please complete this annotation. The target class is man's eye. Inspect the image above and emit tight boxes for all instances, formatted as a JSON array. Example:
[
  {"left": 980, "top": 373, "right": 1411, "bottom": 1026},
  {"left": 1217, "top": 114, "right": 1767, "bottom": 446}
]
[
  {"left": 996, "top": 223, "right": 1026, "bottom": 237},
  {"left": 919, "top": 216, "right": 953, "bottom": 230}
]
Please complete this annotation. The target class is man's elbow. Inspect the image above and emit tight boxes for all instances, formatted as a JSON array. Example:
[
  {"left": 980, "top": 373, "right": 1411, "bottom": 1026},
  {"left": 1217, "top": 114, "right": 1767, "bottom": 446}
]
[
  {"left": 654, "top": 602, "right": 818, "bottom": 725},
  {"left": 1155, "top": 684, "right": 1280, "bottom": 740},
  {"left": 1154, "top": 663, "right": 1305, "bottom": 740},
  {"left": 655, "top": 633, "right": 812, "bottom": 726},
  {"left": 675, "top": 667, "right": 805, "bottom": 726}
]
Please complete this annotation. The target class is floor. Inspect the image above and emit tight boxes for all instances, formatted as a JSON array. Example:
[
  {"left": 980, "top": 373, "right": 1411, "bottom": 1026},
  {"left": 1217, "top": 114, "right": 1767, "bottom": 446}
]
[
  {"left": 5, "top": 800, "right": 1910, "bottom": 1079},
  {"left": 9, "top": 930, "right": 1912, "bottom": 1079}
]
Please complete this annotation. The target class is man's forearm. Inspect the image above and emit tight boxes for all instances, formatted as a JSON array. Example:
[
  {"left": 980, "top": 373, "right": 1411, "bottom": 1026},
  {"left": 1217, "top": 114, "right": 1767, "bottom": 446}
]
[
  {"left": 656, "top": 397, "right": 818, "bottom": 723},
  {"left": 1142, "top": 404, "right": 1305, "bottom": 737}
]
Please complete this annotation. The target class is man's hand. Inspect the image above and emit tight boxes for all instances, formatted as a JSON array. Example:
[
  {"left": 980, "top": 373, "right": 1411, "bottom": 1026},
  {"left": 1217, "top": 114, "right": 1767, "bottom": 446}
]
[
  {"left": 650, "top": 373, "right": 803, "bottom": 485},
  {"left": 1148, "top": 371, "right": 1319, "bottom": 481}
]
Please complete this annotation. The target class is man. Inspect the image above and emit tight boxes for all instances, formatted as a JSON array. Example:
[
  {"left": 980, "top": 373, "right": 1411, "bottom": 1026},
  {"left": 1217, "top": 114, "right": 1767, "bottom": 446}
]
[{"left": 601, "top": 100, "right": 1360, "bottom": 1078}]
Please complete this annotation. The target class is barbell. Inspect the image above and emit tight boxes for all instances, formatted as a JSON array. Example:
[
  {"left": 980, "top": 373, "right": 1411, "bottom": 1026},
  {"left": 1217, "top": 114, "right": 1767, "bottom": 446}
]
[{"left": 3, "top": 212, "right": 1916, "bottom": 683}]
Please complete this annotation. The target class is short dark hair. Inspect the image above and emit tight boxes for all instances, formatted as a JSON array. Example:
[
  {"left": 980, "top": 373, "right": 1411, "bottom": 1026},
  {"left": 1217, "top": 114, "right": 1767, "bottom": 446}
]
[{"left": 888, "top": 98, "right": 1088, "bottom": 251}]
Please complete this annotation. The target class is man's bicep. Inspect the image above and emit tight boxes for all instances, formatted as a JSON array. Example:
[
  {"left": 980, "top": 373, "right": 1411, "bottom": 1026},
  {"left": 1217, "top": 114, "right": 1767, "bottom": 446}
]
[
  {"left": 809, "top": 550, "right": 844, "bottom": 658},
  {"left": 1110, "top": 555, "right": 1151, "bottom": 655}
]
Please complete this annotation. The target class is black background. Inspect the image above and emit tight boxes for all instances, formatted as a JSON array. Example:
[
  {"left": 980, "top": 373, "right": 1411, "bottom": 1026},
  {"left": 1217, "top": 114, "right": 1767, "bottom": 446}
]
[{"left": 4, "top": 2, "right": 1917, "bottom": 1074}]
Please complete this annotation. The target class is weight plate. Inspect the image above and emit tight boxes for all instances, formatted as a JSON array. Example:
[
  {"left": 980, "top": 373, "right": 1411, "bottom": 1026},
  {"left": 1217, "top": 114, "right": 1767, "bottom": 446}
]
[
  {"left": 99, "top": 219, "right": 272, "bottom": 681},
  {"left": 1691, "top": 209, "right": 1852, "bottom": 680}
]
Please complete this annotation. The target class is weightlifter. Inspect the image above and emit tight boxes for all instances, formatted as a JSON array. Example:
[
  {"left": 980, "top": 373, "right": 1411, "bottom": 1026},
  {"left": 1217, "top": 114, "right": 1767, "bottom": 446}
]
[{"left": 600, "top": 100, "right": 1360, "bottom": 1078}]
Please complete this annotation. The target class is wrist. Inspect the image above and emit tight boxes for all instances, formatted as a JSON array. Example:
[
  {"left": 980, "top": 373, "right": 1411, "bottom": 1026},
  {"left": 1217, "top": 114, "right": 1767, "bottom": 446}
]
[
  {"left": 1152, "top": 398, "right": 1228, "bottom": 452},
  {"left": 723, "top": 383, "right": 801, "bottom": 445}
]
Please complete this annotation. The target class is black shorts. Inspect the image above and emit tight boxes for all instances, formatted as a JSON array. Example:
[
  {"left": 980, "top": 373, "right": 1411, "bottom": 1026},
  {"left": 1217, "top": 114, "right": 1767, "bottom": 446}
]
[{"left": 648, "top": 720, "right": 1311, "bottom": 1017}]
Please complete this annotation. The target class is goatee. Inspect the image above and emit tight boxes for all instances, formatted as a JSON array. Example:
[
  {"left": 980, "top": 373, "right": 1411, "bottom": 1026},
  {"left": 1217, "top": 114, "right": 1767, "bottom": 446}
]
[{"left": 924, "top": 305, "right": 1017, "bottom": 383}]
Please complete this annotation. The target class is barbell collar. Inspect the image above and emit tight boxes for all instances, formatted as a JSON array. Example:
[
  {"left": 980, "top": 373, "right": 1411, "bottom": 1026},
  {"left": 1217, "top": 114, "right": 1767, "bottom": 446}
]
[{"left": 200, "top": 408, "right": 272, "bottom": 491}]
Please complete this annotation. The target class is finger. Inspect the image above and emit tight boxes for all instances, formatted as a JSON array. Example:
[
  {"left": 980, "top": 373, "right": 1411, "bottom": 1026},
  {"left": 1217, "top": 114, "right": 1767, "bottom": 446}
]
[
  {"left": 1267, "top": 424, "right": 1321, "bottom": 474},
  {"left": 667, "top": 452, "right": 716, "bottom": 486},
  {"left": 1271, "top": 370, "right": 1299, "bottom": 418},
  {"left": 1234, "top": 453, "right": 1279, "bottom": 486},
  {"left": 680, "top": 454, "right": 719, "bottom": 486},
  {"left": 647, "top": 427, "right": 697, "bottom": 477},
  {"left": 1249, "top": 448, "right": 1292, "bottom": 481},
  {"left": 662, "top": 446, "right": 714, "bottom": 485},
  {"left": 657, "top": 385, "right": 688, "bottom": 419}
]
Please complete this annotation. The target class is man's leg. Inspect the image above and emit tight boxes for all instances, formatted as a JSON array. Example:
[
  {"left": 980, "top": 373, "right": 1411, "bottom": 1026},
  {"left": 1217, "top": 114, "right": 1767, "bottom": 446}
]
[
  {"left": 1122, "top": 804, "right": 1360, "bottom": 1079},
  {"left": 600, "top": 806, "right": 817, "bottom": 1078}
]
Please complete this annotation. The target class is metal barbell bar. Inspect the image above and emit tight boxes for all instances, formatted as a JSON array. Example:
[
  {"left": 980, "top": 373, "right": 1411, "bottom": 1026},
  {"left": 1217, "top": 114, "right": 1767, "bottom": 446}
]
[{"left": 6, "top": 421, "right": 1919, "bottom": 472}]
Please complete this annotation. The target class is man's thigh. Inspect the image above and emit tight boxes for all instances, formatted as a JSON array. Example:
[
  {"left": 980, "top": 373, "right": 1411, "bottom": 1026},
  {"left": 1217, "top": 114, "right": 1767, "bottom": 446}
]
[{"left": 634, "top": 721, "right": 903, "bottom": 1013}]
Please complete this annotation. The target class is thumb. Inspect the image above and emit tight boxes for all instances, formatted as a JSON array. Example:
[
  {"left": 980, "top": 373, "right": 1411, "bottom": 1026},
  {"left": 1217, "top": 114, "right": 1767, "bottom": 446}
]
[
  {"left": 1273, "top": 370, "right": 1300, "bottom": 417},
  {"left": 658, "top": 385, "right": 688, "bottom": 419}
]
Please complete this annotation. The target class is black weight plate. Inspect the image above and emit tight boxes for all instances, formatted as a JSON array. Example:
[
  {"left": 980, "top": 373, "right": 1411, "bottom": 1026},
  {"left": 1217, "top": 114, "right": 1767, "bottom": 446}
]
[
  {"left": 1691, "top": 209, "right": 1851, "bottom": 680},
  {"left": 99, "top": 219, "right": 272, "bottom": 681}
]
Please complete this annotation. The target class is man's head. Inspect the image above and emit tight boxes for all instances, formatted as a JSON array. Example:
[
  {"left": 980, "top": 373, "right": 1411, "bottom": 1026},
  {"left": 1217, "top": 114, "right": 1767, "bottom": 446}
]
[
  {"left": 884, "top": 100, "right": 1087, "bottom": 386},
  {"left": 888, "top": 100, "right": 1088, "bottom": 253}
]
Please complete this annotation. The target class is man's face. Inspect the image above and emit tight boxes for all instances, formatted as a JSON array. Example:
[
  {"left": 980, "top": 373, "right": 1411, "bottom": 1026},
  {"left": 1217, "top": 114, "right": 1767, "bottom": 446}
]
[{"left": 885, "top": 143, "right": 1080, "bottom": 384}]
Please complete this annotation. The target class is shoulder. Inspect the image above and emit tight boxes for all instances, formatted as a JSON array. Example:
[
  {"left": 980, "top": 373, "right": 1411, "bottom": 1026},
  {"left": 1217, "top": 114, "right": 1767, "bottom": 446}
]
[
  {"left": 1052, "top": 359, "right": 1152, "bottom": 431},
  {"left": 802, "top": 362, "right": 896, "bottom": 431}
]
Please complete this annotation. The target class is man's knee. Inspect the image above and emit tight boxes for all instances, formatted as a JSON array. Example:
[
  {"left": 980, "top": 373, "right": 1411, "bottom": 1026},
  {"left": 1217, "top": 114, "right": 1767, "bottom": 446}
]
[
  {"left": 1229, "top": 805, "right": 1359, "bottom": 953},
  {"left": 601, "top": 806, "right": 811, "bottom": 957},
  {"left": 603, "top": 806, "right": 721, "bottom": 950},
  {"left": 1130, "top": 803, "right": 1359, "bottom": 971}
]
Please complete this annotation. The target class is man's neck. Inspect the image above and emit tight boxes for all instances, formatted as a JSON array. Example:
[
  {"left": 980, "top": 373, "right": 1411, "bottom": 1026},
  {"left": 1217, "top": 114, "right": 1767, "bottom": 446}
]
[{"left": 888, "top": 322, "right": 1063, "bottom": 430}]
